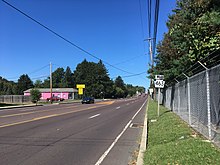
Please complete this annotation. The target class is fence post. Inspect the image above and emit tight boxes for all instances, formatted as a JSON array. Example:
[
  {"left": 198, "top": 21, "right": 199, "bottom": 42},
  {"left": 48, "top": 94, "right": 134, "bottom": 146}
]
[
  {"left": 175, "top": 79, "right": 180, "bottom": 114},
  {"left": 198, "top": 61, "right": 212, "bottom": 140},
  {"left": 183, "top": 73, "right": 191, "bottom": 126}
]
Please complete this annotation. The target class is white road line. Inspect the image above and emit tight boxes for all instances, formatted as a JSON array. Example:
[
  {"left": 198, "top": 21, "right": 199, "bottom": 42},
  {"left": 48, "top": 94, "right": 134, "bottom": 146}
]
[
  {"left": 20, "top": 109, "right": 34, "bottom": 112},
  {"left": 116, "top": 106, "right": 120, "bottom": 109},
  {"left": 88, "top": 114, "right": 100, "bottom": 119},
  {"left": 95, "top": 98, "right": 148, "bottom": 165},
  {"left": 126, "top": 103, "right": 130, "bottom": 105}
]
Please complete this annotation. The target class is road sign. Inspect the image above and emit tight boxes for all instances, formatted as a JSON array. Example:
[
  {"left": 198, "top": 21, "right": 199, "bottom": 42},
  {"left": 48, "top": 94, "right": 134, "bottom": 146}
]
[
  {"left": 155, "top": 75, "right": 164, "bottom": 80},
  {"left": 154, "top": 80, "right": 165, "bottom": 88}
]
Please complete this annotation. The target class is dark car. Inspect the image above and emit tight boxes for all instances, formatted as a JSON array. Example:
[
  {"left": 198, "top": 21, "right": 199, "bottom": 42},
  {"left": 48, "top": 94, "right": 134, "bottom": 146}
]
[
  {"left": 81, "top": 97, "right": 94, "bottom": 104},
  {"left": 46, "top": 96, "right": 64, "bottom": 102}
]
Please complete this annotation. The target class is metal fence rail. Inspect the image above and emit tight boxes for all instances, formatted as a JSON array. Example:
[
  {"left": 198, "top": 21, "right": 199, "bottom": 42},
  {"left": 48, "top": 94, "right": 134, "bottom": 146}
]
[{"left": 161, "top": 64, "right": 220, "bottom": 146}]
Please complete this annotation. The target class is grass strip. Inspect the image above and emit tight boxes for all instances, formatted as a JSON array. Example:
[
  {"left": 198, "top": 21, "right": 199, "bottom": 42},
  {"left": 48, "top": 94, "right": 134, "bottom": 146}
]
[{"left": 144, "top": 99, "right": 220, "bottom": 165}]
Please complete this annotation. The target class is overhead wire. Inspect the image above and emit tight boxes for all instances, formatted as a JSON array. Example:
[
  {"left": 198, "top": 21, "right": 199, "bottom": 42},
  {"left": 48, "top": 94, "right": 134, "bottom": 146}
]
[
  {"left": 27, "top": 64, "right": 49, "bottom": 75},
  {"left": 147, "top": 0, "right": 152, "bottom": 38},
  {"left": 138, "top": 0, "right": 147, "bottom": 55},
  {"left": 2, "top": 0, "right": 135, "bottom": 75},
  {"left": 152, "top": 0, "right": 160, "bottom": 59},
  {"left": 113, "top": 54, "right": 145, "bottom": 66},
  {"left": 112, "top": 71, "right": 146, "bottom": 79},
  {"left": 5, "top": 64, "right": 49, "bottom": 80}
]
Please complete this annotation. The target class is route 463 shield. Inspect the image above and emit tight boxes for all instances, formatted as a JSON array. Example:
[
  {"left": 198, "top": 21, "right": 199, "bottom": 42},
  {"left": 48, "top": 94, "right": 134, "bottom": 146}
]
[{"left": 154, "top": 80, "right": 165, "bottom": 88}]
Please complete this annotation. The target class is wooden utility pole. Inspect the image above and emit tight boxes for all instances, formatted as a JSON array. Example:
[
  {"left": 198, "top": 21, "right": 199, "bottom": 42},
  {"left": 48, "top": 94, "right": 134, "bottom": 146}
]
[
  {"left": 145, "top": 38, "right": 155, "bottom": 99},
  {"left": 50, "top": 62, "right": 52, "bottom": 104}
]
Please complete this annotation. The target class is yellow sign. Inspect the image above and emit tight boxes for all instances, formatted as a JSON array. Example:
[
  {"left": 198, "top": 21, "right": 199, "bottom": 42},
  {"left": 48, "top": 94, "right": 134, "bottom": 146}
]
[{"left": 76, "top": 84, "right": 85, "bottom": 95}]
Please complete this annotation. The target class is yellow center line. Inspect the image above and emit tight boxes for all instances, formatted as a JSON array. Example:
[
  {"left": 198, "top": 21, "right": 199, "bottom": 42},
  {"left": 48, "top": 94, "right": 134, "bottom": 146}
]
[
  {"left": 0, "top": 101, "right": 115, "bottom": 118},
  {"left": 95, "top": 101, "right": 115, "bottom": 105},
  {"left": 0, "top": 105, "right": 105, "bottom": 128},
  {"left": 0, "top": 105, "right": 79, "bottom": 118}
]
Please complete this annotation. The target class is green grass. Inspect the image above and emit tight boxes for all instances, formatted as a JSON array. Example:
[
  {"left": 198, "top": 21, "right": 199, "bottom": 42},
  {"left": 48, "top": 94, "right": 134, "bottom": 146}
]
[{"left": 144, "top": 99, "right": 220, "bottom": 165}]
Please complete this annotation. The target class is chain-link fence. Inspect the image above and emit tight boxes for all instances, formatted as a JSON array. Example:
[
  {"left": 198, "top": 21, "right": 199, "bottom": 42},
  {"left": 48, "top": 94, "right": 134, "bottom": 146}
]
[
  {"left": 0, "top": 95, "right": 31, "bottom": 103},
  {"left": 160, "top": 63, "right": 220, "bottom": 146}
]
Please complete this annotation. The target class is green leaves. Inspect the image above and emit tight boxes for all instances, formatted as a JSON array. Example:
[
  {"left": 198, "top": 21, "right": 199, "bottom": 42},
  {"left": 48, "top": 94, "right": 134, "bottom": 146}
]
[
  {"left": 17, "top": 74, "right": 33, "bottom": 95},
  {"left": 151, "top": 0, "right": 220, "bottom": 83},
  {"left": 73, "top": 59, "right": 113, "bottom": 98},
  {"left": 30, "top": 89, "right": 41, "bottom": 104}
]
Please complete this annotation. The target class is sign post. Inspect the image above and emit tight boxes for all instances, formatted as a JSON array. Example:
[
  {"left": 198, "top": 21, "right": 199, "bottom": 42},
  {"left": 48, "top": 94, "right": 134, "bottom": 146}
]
[{"left": 154, "top": 75, "right": 165, "bottom": 117}]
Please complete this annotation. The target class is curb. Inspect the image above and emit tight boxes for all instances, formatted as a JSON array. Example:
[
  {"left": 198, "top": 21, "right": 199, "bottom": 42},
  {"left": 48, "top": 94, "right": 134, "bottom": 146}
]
[
  {"left": 0, "top": 104, "right": 42, "bottom": 110},
  {"left": 136, "top": 97, "right": 149, "bottom": 165}
]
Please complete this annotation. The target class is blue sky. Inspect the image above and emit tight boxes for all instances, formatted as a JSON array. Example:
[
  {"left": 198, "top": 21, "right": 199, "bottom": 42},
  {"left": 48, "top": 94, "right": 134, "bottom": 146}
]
[{"left": 0, "top": 0, "right": 176, "bottom": 89}]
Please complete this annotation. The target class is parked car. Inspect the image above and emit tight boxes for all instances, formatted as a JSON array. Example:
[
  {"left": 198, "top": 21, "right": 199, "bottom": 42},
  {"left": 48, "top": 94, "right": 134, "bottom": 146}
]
[
  {"left": 81, "top": 97, "right": 94, "bottom": 104},
  {"left": 46, "top": 96, "right": 64, "bottom": 102}
]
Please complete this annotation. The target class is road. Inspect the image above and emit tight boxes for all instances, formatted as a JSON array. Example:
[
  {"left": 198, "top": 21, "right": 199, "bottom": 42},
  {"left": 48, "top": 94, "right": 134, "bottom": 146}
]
[{"left": 0, "top": 96, "right": 147, "bottom": 165}]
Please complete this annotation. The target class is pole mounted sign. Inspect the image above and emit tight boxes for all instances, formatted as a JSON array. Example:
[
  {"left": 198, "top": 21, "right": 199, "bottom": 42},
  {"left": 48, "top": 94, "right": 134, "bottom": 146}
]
[
  {"left": 76, "top": 84, "right": 85, "bottom": 95},
  {"left": 154, "top": 75, "right": 165, "bottom": 88},
  {"left": 154, "top": 75, "right": 165, "bottom": 117},
  {"left": 155, "top": 75, "right": 164, "bottom": 80},
  {"left": 154, "top": 80, "right": 165, "bottom": 88}
]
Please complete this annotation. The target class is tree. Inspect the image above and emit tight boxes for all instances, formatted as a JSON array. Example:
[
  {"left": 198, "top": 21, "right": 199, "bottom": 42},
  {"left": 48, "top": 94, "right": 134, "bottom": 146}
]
[
  {"left": 17, "top": 74, "right": 33, "bottom": 95},
  {"left": 73, "top": 59, "right": 113, "bottom": 98},
  {"left": 42, "top": 77, "right": 50, "bottom": 88},
  {"left": 150, "top": 0, "right": 220, "bottom": 83},
  {"left": 0, "top": 77, "right": 17, "bottom": 95},
  {"left": 30, "top": 89, "right": 41, "bottom": 104},
  {"left": 63, "top": 66, "right": 74, "bottom": 88},
  {"left": 52, "top": 67, "right": 65, "bottom": 87},
  {"left": 126, "top": 84, "right": 136, "bottom": 97},
  {"left": 34, "top": 80, "right": 43, "bottom": 88},
  {"left": 114, "top": 76, "right": 128, "bottom": 98}
]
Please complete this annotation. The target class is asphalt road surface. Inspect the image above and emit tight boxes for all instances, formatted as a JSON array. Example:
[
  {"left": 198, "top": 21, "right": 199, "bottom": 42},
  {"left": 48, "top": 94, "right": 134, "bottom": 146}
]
[{"left": 0, "top": 96, "right": 147, "bottom": 165}]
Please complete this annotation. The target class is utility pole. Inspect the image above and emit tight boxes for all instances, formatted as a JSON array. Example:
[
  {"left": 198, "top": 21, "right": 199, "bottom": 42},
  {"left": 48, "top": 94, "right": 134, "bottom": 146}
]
[
  {"left": 145, "top": 38, "right": 155, "bottom": 99},
  {"left": 50, "top": 62, "right": 52, "bottom": 104}
]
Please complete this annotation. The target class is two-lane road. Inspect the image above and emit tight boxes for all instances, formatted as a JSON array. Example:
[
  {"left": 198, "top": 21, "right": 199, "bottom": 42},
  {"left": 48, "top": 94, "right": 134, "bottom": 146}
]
[{"left": 0, "top": 96, "right": 147, "bottom": 165}]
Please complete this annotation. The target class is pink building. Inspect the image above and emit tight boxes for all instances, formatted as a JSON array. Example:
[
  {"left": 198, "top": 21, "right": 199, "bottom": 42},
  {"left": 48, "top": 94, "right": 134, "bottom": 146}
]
[{"left": 24, "top": 88, "right": 78, "bottom": 100}]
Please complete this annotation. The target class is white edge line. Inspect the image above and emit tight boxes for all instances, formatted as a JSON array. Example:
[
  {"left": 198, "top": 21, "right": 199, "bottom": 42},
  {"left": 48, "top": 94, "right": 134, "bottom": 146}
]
[
  {"left": 136, "top": 98, "right": 149, "bottom": 165},
  {"left": 95, "top": 98, "right": 148, "bottom": 165},
  {"left": 89, "top": 114, "right": 100, "bottom": 119}
]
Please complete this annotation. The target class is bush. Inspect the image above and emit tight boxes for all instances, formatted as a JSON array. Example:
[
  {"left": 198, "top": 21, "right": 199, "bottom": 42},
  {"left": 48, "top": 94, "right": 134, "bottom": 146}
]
[{"left": 30, "top": 89, "right": 41, "bottom": 104}]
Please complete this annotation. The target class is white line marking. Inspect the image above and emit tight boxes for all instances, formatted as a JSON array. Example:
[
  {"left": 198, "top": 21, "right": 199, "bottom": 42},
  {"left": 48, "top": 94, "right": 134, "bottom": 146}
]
[
  {"left": 88, "top": 114, "right": 100, "bottom": 119},
  {"left": 116, "top": 106, "right": 120, "bottom": 109},
  {"left": 95, "top": 98, "right": 148, "bottom": 165},
  {"left": 126, "top": 103, "right": 130, "bottom": 105},
  {"left": 20, "top": 109, "right": 34, "bottom": 112}
]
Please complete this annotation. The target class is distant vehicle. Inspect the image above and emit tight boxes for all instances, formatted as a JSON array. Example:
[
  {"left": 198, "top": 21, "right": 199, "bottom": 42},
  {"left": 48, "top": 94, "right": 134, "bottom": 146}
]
[
  {"left": 46, "top": 96, "right": 64, "bottom": 102},
  {"left": 81, "top": 97, "right": 94, "bottom": 104}
]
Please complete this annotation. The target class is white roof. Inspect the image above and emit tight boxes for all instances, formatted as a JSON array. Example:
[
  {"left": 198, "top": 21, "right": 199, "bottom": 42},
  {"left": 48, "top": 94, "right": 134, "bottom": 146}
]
[{"left": 24, "top": 88, "right": 78, "bottom": 93}]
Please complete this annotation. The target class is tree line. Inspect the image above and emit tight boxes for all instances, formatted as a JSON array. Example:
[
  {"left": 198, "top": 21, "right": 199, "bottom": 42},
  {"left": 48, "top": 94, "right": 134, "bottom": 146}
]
[
  {"left": 149, "top": 0, "right": 220, "bottom": 84},
  {"left": 0, "top": 59, "right": 145, "bottom": 98}
]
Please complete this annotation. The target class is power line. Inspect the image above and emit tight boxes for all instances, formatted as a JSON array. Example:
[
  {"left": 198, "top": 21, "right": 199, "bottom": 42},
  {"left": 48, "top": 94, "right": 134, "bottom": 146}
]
[
  {"left": 2, "top": 0, "right": 134, "bottom": 75},
  {"left": 147, "top": 0, "right": 152, "bottom": 38},
  {"left": 27, "top": 64, "right": 49, "bottom": 75},
  {"left": 5, "top": 64, "right": 49, "bottom": 80},
  {"left": 113, "top": 54, "right": 145, "bottom": 66},
  {"left": 138, "top": 0, "right": 145, "bottom": 39},
  {"left": 112, "top": 71, "right": 146, "bottom": 79},
  {"left": 152, "top": 0, "right": 160, "bottom": 59},
  {"left": 31, "top": 75, "right": 49, "bottom": 80}
]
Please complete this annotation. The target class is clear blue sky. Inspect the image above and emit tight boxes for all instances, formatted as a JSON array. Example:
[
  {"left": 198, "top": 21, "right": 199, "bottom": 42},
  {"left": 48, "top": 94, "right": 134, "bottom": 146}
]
[{"left": 0, "top": 0, "right": 176, "bottom": 89}]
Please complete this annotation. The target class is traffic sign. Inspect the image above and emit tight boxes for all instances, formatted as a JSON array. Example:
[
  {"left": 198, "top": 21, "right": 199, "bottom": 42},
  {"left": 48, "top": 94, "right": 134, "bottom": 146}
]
[
  {"left": 154, "top": 80, "right": 165, "bottom": 88},
  {"left": 155, "top": 75, "right": 164, "bottom": 80}
]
